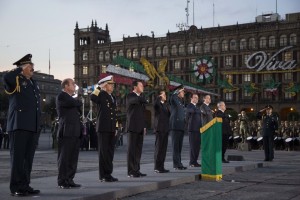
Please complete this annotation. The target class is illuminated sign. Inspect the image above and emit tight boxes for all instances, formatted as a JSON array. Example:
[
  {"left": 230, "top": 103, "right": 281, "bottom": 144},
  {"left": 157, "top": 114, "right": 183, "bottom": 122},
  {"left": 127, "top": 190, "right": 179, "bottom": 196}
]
[{"left": 246, "top": 46, "right": 297, "bottom": 72}]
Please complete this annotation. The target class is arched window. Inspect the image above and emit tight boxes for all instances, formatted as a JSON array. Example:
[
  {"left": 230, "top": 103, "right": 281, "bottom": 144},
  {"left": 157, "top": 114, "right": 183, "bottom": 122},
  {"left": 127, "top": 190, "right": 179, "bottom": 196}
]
[
  {"left": 118, "top": 50, "right": 123, "bottom": 56},
  {"left": 259, "top": 37, "right": 267, "bottom": 48},
  {"left": 280, "top": 35, "right": 287, "bottom": 46},
  {"left": 112, "top": 50, "right": 117, "bottom": 59},
  {"left": 249, "top": 38, "right": 256, "bottom": 49},
  {"left": 230, "top": 39, "right": 236, "bottom": 50},
  {"left": 195, "top": 43, "right": 202, "bottom": 54},
  {"left": 240, "top": 39, "right": 247, "bottom": 50},
  {"left": 147, "top": 47, "right": 153, "bottom": 57},
  {"left": 269, "top": 36, "right": 276, "bottom": 48},
  {"left": 290, "top": 33, "right": 297, "bottom": 45},
  {"left": 171, "top": 45, "right": 177, "bottom": 55},
  {"left": 99, "top": 51, "right": 104, "bottom": 61},
  {"left": 104, "top": 51, "right": 110, "bottom": 61},
  {"left": 126, "top": 49, "right": 132, "bottom": 58},
  {"left": 162, "top": 46, "right": 168, "bottom": 56},
  {"left": 212, "top": 41, "right": 218, "bottom": 52},
  {"left": 178, "top": 44, "right": 185, "bottom": 55},
  {"left": 204, "top": 42, "right": 210, "bottom": 53},
  {"left": 156, "top": 46, "right": 161, "bottom": 57},
  {"left": 221, "top": 40, "right": 228, "bottom": 51},
  {"left": 133, "top": 49, "right": 138, "bottom": 58},
  {"left": 141, "top": 48, "right": 146, "bottom": 57},
  {"left": 187, "top": 43, "right": 193, "bottom": 54}
]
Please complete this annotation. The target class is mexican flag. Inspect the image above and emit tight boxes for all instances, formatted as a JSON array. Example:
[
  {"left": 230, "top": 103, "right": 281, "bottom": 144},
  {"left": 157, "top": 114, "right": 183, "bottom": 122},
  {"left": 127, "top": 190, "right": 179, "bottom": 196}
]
[{"left": 200, "top": 117, "right": 223, "bottom": 181}]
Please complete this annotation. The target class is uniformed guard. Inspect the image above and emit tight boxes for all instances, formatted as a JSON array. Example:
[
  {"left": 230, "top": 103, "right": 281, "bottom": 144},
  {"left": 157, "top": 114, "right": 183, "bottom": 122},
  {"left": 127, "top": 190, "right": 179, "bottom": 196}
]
[
  {"left": 90, "top": 75, "right": 118, "bottom": 182},
  {"left": 238, "top": 111, "right": 250, "bottom": 143},
  {"left": 257, "top": 105, "right": 279, "bottom": 161},
  {"left": 3, "top": 54, "right": 41, "bottom": 196}
]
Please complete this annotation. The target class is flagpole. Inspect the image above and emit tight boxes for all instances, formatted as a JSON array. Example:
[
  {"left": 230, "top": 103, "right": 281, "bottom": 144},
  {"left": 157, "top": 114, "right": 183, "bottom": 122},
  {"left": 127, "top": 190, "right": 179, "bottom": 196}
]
[{"left": 49, "top": 49, "right": 51, "bottom": 77}]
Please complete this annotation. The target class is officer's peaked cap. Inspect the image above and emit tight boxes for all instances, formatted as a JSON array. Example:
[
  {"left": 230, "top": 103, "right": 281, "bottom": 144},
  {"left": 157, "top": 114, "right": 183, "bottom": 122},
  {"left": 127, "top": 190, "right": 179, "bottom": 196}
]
[
  {"left": 265, "top": 105, "right": 273, "bottom": 109},
  {"left": 98, "top": 75, "right": 115, "bottom": 85},
  {"left": 13, "top": 54, "right": 33, "bottom": 66}
]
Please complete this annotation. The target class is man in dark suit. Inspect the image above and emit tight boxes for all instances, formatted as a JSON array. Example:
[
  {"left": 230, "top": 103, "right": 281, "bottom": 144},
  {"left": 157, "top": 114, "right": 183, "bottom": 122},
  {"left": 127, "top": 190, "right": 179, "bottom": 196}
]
[
  {"left": 153, "top": 90, "right": 170, "bottom": 173},
  {"left": 169, "top": 85, "right": 187, "bottom": 170},
  {"left": 257, "top": 105, "right": 278, "bottom": 161},
  {"left": 90, "top": 75, "right": 118, "bottom": 182},
  {"left": 3, "top": 54, "right": 41, "bottom": 196},
  {"left": 200, "top": 94, "right": 213, "bottom": 126},
  {"left": 126, "top": 80, "right": 148, "bottom": 177},
  {"left": 56, "top": 78, "right": 82, "bottom": 189},
  {"left": 186, "top": 93, "right": 202, "bottom": 167},
  {"left": 215, "top": 101, "right": 231, "bottom": 163}
]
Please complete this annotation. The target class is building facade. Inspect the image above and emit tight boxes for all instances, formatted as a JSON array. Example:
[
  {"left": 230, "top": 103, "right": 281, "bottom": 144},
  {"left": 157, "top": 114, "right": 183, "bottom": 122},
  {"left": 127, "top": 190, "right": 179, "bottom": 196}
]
[{"left": 74, "top": 13, "right": 300, "bottom": 121}]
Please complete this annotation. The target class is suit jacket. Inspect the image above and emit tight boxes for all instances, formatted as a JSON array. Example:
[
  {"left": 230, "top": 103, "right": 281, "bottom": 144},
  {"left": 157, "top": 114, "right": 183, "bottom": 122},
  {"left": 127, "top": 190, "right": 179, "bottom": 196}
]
[
  {"left": 215, "top": 110, "right": 232, "bottom": 135},
  {"left": 200, "top": 103, "right": 213, "bottom": 127},
  {"left": 3, "top": 67, "right": 41, "bottom": 132},
  {"left": 257, "top": 112, "right": 278, "bottom": 137},
  {"left": 186, "top": 103, "right": 202, "bottom": 132},
  {"left": 126, "top": 92, "right": 147, "bottom": 133},
  {"left": 90, "top": 90, "right": 117, "bottom": 133},
  {"left": 169, "top": 94, "right": 185, "bottom": 131},
  {"left": 56, "top": 91, "right": 82, "bottom": 138},
  {"left": 153, "top": 96, "right": 170, "bottom": 133}
]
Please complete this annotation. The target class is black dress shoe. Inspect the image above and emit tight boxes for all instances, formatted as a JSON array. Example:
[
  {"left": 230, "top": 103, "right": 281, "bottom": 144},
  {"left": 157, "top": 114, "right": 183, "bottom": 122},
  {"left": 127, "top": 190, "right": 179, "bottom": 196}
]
[
  {"left": 58, "top": 184, "right": 70, "bottom": 189},
  {"left": 174, "top": 166, "right": 187, "bottom": 170},
  {"left": 155, "top": 169, "right": 170, "bottom": 173},
  {"left": 100, "top": 176, "right": 118, "bottom": 182},
  {"left": 128, "top": 173, "right": 140, "bottom": 178},
  {"left": 11, "top": 190, "right": 28, "bottom": 197},
  {"left": 69, "top": 183, "right": 81, "bottom": 188},
  {"left": 190, "top": 163, "right": 201, "bottom": 167},
  {"left": 138, "top": 172, "right": 147, "bottom": 176},
  {"left": 26, "top": 186, "right": 40, "bottom": 194},
  {"left": 264, "top": 159, "right": 269, "bottom": 161}
]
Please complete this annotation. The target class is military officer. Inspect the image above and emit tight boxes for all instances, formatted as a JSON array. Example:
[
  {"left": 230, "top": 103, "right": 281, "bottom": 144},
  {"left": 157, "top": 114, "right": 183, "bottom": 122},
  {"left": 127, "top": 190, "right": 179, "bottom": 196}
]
[
  {"left": 257, "top": 105, "right": 279, "bottom": 161},
  {"left": 169, "top": 85, "right": 187, "bottom": 170},
  {"left": 3, "top": 54, "right": 41, "bottom": 196},
  {"left": 90, "top": 75, "right": 118, "bottom": 182},
  {"left": 238, "top": 111, "right": 250, "bottom": 143}
]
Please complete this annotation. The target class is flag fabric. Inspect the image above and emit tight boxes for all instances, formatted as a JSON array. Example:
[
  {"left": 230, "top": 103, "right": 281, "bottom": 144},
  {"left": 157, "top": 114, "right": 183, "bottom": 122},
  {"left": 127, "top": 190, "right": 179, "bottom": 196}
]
[{"left": 200, "top": 117, "right": 223, "bottom": 181}]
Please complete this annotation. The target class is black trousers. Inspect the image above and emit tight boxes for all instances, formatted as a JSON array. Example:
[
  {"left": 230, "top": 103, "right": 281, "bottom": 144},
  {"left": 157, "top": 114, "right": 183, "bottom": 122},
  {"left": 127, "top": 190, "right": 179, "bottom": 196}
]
[
  {"left": 263, "top": 135, "right": 274, "bottom": 160},
  {"left": 222, "top": 134, "right": 229, "bottom": 160},
  {"left": 154, "top": 131, "right": 169, "bottom": 170},
  {"left": 127, "top": 132, "right": 144, "bottom": 175},
  {"left": 9, "top": 131, "right": 39, "bottom": 193},
  {"left": 57, "top": 137, "right": 80, "bottom": 185},
  {"left": 98, "top": 132, "right": 116, "bottom": 179},
  {"left": 0, "top": 134, "right": 3, "bottom": 149},
  {"left": 188, "top": 131, "right": 201, "bottom": 165},
  {"left": 171, "top": 130, "right": 184, "bottom": 168}
]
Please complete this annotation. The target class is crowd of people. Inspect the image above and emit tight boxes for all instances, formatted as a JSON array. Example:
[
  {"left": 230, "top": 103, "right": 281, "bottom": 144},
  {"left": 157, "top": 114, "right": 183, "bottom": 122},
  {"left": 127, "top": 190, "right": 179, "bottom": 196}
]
[{"left": 1, "top": 54, "right": 299, "bottom": 197}]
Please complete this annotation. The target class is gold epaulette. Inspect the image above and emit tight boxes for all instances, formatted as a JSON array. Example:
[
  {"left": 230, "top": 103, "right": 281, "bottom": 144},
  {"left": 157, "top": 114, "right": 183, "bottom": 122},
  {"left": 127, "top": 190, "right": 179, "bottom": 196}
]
[
  {"left": 5, "top": 76, "right": 20, "bottom": 95},
  {"left": 92, "top": 88, "right": 101, "bottom": 96}
]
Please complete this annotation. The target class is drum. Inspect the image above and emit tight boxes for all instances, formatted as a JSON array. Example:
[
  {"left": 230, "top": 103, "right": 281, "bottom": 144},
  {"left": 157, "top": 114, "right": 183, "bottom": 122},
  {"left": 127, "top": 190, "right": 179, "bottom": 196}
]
[
  {"left": 257, "top": 137, "right": 263, "bottom": 142},
  {"left": 229, "top": 136, "right": 233, "bottom": 140},
  {"left": 274, "top": 136, "right": 278, "bottom": 141},
  {"left": 247, "top": 136, "right": 253, "bottom": 140},
  {"left": 234, "top": 136, "right": 240, "bottom": 139},
  {"left": 285, "top": 138, "right": 292, "bottom": 143}
]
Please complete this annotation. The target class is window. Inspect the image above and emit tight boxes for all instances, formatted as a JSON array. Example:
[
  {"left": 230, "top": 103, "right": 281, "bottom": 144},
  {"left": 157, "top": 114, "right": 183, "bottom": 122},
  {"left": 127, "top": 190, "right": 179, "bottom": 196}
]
[
  {"left": 101, "top": 65, "right": 106, "bottom": 73},
  {"left": 104, "top": 51, "right": 110, "bottom": 61},
  {"left": 126, "top": 49, "right": 132, "bottom": 58},
  {"left": 99, "top": 52, "right": 103, "bottom": 61},
  {"left": 240, "top": 39, "right": 247, "bottom": 50},
  {"left": 280, "top": 35, "right": 287, "bottom": 46},
  {"left": 221, "top": 40, "right": 228, "bottom": 51},
  {"left": 141, "top": 48, "right": 146, "bottom": 57},
  {"left": 244, "top": 74, "right": 251, "bottom": 82},
  {"left": 290, "top": 33, "right": 297, "bottom": 45},
  {"left": 225, "top": 93, "right": 233, "bottom": 101},
  {"left": 162, "top": 46, "right": 168, "bottom": 56},
  {"left": 171, "top": 45, "right": 177, "bottom": 55},
  {"left": 112, "top": 50, "right": 117, "bottom": 59},
  {"left": 83, "top": 66, "right": 88, "bottom": 75},
  {"left": 204, "top": 42, "right": 210, "bottom": 53},
  {"left": 244, "top": 89, "right": 251, "bottom": 97},
  {"left": 179, "top": 44, "right": 185, "bottom": 55},
  {"left": 187, "top": 44, "right": 193, "bottom": 54},
  {"left": 230, "top": 39, "right": 236, "bottom": 50},
  {"left": 263, "top": 74, "right": 271, "bottom": 81},
  {"left": 133, "top": 49, "right": 138, "bottom": 58},
  {"left": 174, "top": 60, "right": 181, "bottom": 70},
  {"left": 225, "top": 56, "right": 232, "bottom": 67},
  {"left": 195, "top": 43, "right": 202, "bottom": 53},
  {"left": 269, "top": 36, "right": 276, "bottom": 48},
  {"left": 284, "top": 51, "right": 293, "bottom": 61},
  {"left": 244, "top": 54, "right": 250, "bottom": 65},
  {"left": 259, "top": 37, "right": 267, "bottom": 48},
  {"left": 156, "top": 47, "right": 161, "bottom": 57},
  {"left": 118, "top": 50, "right": 124, "bottom": 56},
  {"left": 212, "top": 41, "right": 218, "bottom": 52},
  {"left": 284, "top": 92, "right": 293, "bottom": 99},
  {"left": 147, "top": 47, "right": 153, "bottom": 57},
  {"left": 83, "top": 52, "right": 88, "bottom": 60},
  {"left": 284, "top": 72, "right": 293, "bottom": 80},
  {"left": 249, "top": 38, "right": 255, "bottom": 49}
]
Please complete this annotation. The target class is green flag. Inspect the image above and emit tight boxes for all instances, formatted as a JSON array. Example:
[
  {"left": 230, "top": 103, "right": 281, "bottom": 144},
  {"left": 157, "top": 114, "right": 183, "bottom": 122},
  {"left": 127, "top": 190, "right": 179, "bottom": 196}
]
[{"left": 200, "top": 117, "right": 223, "bottom": 181}]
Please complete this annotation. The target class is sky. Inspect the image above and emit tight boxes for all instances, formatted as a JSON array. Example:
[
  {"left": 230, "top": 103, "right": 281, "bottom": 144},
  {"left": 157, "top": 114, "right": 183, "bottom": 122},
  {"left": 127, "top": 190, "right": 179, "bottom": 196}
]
[{"left": 0, "top": 0, "right": 299, "bottom": 81}]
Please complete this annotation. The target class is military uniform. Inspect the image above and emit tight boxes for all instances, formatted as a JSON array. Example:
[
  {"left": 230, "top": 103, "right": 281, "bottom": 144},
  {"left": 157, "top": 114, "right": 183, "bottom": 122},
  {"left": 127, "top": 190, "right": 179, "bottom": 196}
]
[
  {"left": 90, "top": 80, "right": 117, "bottom": 181},
  {"left": 3, "top": 54, "right": 41, "bottom": 196},
  {"left": 257, "top": 106, "right": 278, "bottom": 161}
]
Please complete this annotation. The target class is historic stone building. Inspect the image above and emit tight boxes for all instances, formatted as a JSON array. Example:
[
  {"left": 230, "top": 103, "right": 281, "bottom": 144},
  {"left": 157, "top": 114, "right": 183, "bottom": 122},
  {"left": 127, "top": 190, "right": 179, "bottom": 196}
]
[{"left": 74, "top": 12, "right": 300, "bottom": 121}]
